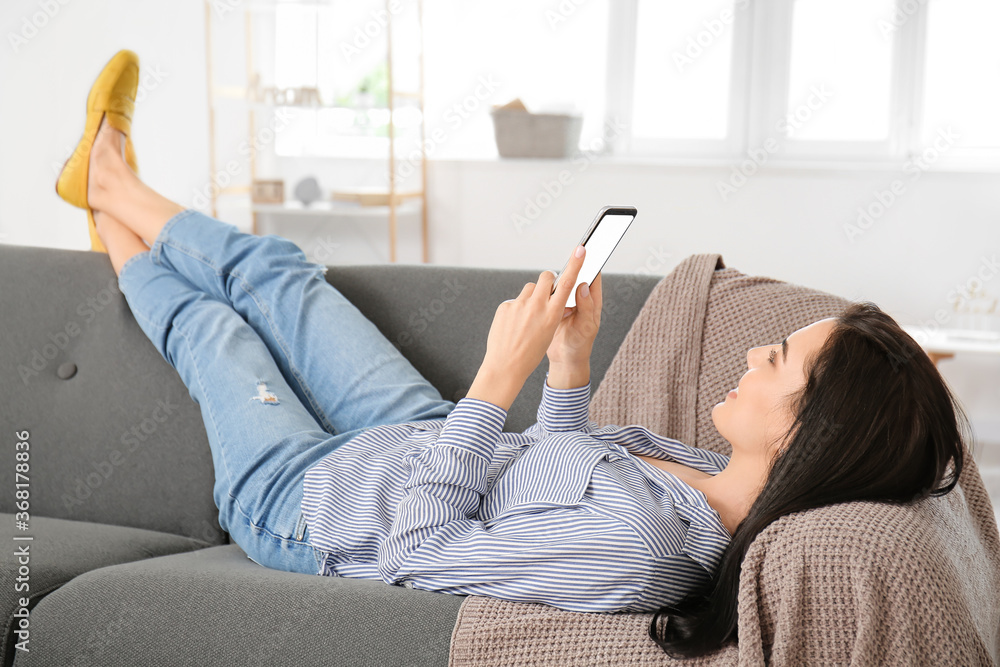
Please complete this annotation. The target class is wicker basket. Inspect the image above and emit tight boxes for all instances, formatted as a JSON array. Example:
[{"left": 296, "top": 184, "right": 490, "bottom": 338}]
[{"left": 490, "top": 109, "right": 583, "bottom": 158}]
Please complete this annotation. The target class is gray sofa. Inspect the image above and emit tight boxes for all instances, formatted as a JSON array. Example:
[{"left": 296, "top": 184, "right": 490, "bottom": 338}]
[{"left": 0, "top": 243, "right": 659, "bottom": 667}]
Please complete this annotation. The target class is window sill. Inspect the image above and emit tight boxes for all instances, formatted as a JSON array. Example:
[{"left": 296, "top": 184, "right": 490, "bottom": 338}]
[{"left": 429, "top": 154, "right": 1000, "bottom": 174}]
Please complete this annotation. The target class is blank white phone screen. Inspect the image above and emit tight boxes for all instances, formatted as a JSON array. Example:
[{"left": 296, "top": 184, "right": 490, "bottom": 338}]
[{"left": 559, "top": 212, "right": 635, "bottom": 308}]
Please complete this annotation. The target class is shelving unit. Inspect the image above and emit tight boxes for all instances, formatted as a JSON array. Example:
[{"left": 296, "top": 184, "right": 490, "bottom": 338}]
[
  {"left": 252, "top": 200, "right": 422, "bottom": 218},
  {"left": 203, "top": 0, "right": 429, "bottom": 263}
]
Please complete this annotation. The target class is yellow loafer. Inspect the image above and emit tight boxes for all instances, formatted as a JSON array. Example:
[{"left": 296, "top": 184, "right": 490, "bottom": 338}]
[{"left": 55, "top": 49, "right": 140, "bottom": 252}]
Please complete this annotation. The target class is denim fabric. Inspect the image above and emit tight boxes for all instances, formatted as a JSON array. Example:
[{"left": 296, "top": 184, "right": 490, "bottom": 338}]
[{"left": 116, "top": 209, "right": 456, "bottom": 575}]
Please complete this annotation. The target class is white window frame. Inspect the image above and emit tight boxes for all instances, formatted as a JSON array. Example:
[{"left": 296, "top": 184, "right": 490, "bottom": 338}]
[
  {"left": 746, "top": 0, "right": 918, "bottom": 163},
  {"left": 604, "top": 0, "right": 753, "bottom": 160},
  {"left": 605, "top": 0, "right": 1000, "bottom": 169},
  {"left": 912, "top": 0, "right": 1000, "bottom": 169}
]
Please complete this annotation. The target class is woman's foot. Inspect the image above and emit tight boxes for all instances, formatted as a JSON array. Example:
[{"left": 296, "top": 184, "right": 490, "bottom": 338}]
[
  {"left": 87, "top": 114, "right": 132, "bottom": 214},
  {"left": 83, "top": 113, "right": 185, "bottom": 246},
  {"left": 86, "top": 119, "right": 151, "bottom": 276}
]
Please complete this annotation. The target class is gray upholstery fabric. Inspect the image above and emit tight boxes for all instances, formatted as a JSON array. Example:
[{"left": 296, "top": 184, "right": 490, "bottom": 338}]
[
  {"left": 323, "top": 264, "right": 658, "bottom": 433},
  {"left": 1, "top": 514, "right": 208, "bottom": 666},
  {"left": 15, "top": 544, "right": 465, "bottom": 667}
]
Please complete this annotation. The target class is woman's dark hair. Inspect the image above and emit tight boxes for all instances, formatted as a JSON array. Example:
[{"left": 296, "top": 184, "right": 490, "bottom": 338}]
[{"left": 648, "top": 301, "right": 969, "bottom": 658}]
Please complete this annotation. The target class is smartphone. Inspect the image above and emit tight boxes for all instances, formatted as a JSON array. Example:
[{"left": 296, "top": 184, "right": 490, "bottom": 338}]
[{"left": 551, "top": 206, "right": 637, "bottom": 308}]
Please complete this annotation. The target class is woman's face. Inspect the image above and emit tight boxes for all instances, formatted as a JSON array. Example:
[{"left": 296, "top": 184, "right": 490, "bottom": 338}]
[{"left": 712, "top": 318, "right": 837, "bottom": 458}]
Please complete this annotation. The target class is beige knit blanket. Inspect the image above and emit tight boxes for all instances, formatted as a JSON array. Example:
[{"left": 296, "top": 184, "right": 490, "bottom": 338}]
[{"left": 450, "top": 254, "right": 1000, "bottom": 666}]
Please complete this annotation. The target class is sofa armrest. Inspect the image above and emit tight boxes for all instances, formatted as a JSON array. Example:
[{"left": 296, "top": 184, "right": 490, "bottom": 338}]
[{"left": 736, "top": 488, "right": 998, "bottom": 665}]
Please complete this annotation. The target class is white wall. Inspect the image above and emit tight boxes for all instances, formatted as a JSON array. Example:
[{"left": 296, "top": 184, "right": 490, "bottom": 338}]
[
  {"left": 0, "top": 0, "right": 211, "bottom": 252},
  {"left": 2, "top": 0, "right": 998, "bottom": 449}
]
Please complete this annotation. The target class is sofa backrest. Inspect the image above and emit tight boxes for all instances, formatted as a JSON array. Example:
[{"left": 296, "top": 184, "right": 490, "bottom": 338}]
[{"left": 0, "top": 244, "right": 659, "bottom": 543}]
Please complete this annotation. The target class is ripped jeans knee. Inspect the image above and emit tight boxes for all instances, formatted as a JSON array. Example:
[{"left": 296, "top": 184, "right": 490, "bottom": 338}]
[{"left": 249, "top": 380, "right": 280, "bottom": 405}]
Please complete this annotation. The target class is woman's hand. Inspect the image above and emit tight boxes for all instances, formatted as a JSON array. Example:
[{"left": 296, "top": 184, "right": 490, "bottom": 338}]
[
  {"left": 467, "top": 245, "right": 588, "bottom": 410},
  {"left": 547, "top": 271, "right": 602, "bottom": 367},
  {"left": 544, "top": 271, "right": 602, "bottom": 389}
]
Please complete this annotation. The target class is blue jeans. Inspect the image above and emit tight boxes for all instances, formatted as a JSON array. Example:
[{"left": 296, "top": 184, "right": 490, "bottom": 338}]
[{"left": 117, "top": 209, "right": 456, "bottom": 575}]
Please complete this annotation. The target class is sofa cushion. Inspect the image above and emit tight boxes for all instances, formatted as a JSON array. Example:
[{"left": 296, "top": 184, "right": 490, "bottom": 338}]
[
  {"left": 15, "top": 544, "right": 464, "bottom": 667},
  {"left": 1, "top": 514, "right": 208, "bottom": 666}
]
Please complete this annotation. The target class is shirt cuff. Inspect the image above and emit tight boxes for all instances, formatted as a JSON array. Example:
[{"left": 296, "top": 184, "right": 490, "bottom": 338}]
[
  {"left": 539, "top": 372, "right": 592, "bottom": 432},
  {"left": 434, "top": 396, "right": 508, "bottom": 460}
]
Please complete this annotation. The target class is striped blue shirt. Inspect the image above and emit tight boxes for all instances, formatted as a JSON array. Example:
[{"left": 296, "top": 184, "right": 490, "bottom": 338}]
[{"left": 300, "top": 372, "right": 732, "bottom": 613}]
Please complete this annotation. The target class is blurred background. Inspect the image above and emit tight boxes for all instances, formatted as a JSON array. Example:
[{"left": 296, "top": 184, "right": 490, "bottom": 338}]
[{"left": 1, "top": 0, "right": 998, "bottom": 504}]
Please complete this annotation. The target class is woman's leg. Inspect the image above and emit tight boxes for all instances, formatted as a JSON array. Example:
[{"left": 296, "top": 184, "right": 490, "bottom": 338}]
[
  {"left": 113, "top": 240, "right": 350, "bottom": 575},
  {"left": 89, "top": 118, "right": 455, "bottom": 440},
  {"left": 94, "top": 208, "right": 149, "bottom": 276}
]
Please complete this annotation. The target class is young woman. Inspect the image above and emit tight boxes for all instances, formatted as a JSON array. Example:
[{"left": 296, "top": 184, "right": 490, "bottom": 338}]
[{"left": 58, "top": 53, "right": 968, "bottom": 647}]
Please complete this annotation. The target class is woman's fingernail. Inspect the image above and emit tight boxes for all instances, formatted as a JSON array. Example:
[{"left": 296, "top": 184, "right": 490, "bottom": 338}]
[
  {"left": 581, "top": 283, "right": 589, "bottom": 297},
  {"left": 575, "top": 244, "right": 585, "bottom": 258}
]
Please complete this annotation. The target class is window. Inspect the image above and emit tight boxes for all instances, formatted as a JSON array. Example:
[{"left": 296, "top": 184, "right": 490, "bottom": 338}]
[
  {"left": 268, "top": 0, "right": 610, "bottom": 160},
  {"left": 608, "top": 0, "right": 751, "bottom": 157},
  {"left": 920, "top": 0, "right": 1000, "bottom": 157},
  {"left": 631, "top": 0, "right": 736, "bottom": 141},
  {"left": 608, "top": 0, "right": 1000, "bottom": 165},
  {"left": 260, "top": 0, "right": 1000, "bottom": 165},
  {"left": 784, "top": 0, "right": 895, "bottom": 142},
  {"left": 267, "top": 0, "right": 424, "bottom": 159},
  {"left": 421, "top": 0, "right": 610, "bottom": 158}
]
